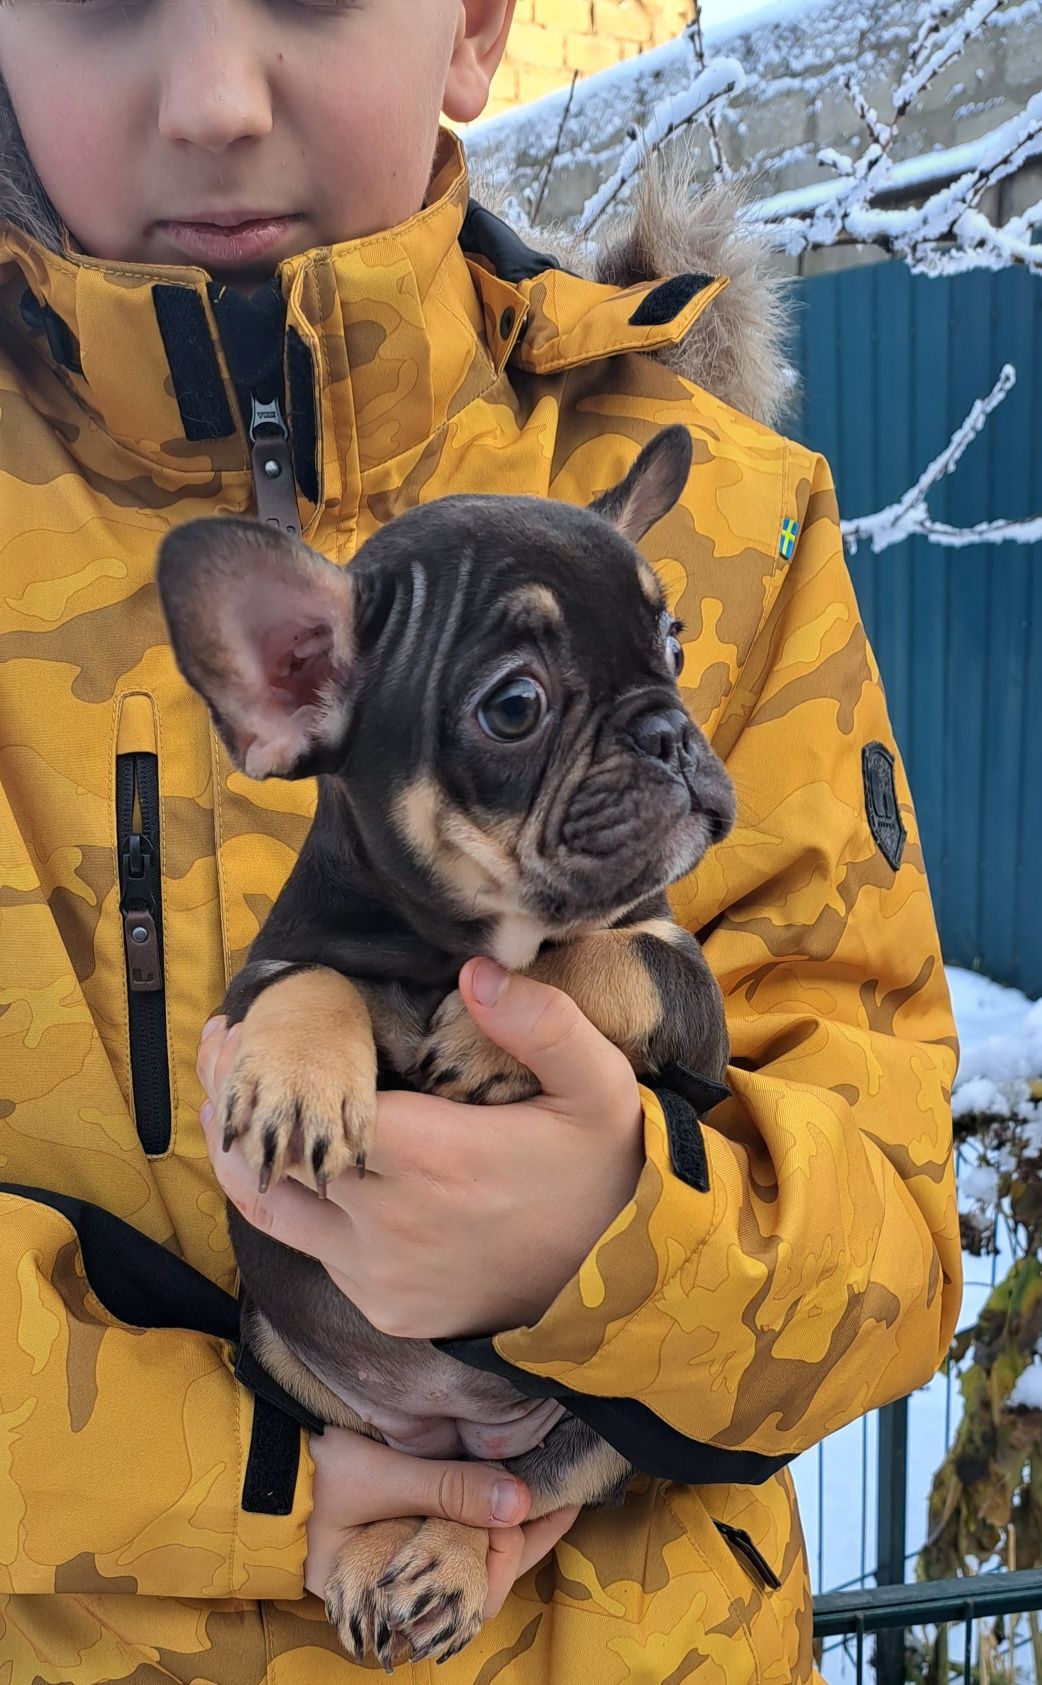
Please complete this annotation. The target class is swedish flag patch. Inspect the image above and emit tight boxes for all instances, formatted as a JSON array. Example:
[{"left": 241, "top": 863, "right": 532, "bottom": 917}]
[{"left": 779, "top": 518, "right": 799, "bottom": 560}]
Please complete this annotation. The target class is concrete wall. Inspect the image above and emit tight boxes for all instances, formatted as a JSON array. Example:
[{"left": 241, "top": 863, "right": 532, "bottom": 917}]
[{"left": 465, "top": 0, "right": 1040, "bottom": 275}]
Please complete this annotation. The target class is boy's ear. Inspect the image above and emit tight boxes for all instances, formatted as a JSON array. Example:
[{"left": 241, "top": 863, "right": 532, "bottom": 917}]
[
  {"left": 157, "top": 519, "right": 357, "bottom": 781},
  {"left": 441, "top": 0, "right": 517, "bottom": 124},
  {"left": 590, "top": 426, "right": 694, "bottom": 546}
]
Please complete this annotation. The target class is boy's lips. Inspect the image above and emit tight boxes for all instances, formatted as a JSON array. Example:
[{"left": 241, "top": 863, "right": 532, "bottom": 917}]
[{"left": 155, "top": 214, "right": 304, "bottom": 267}]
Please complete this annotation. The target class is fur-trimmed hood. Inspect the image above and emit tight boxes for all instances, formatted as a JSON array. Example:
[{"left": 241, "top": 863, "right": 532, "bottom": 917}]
[{"left": 471, "top": 148, "right": 795, "bottom": 431}]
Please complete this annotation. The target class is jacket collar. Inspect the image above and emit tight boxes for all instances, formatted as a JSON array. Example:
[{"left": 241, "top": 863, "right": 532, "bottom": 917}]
[{"left": 0, "top": 131, "right": 726, "bottom": 518}]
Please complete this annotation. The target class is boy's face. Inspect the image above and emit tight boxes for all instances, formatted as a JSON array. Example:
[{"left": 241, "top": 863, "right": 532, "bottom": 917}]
[{"left": 0, "top": 0, "right": 513, "bottom": 278}]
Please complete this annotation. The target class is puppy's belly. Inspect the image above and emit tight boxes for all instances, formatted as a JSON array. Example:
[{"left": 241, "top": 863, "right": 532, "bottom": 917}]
[{"left": 321, "top": 1375, "right": 567, "bottom": 1459}]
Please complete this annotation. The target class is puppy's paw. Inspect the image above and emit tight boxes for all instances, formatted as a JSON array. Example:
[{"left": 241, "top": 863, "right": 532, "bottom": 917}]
[
  {"left": 219, "top": 968, "right": 377, "bottom": 1191},
  {"left": 411, "top": 990, "right": 539, "bottom": 1104},
  {"left": 326, "top": 1516, "right": 489, "bottom": 1670}
]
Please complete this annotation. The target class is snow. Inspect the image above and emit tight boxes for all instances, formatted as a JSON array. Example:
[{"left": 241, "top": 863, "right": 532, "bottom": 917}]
[
  {"left": 1006, "top": 1363, "right": 1042, "bottom": 1412},
  {"left": 699, "top": 0, "right": 833, "bottom": 41},
  {"left": 960, "top": 1163, "right": 1000, "bottom": 1204},
  {"left": 761, "top": 90, "right": 1042, "bottom": 274},
  {"left": 797, "top": 965, "right": 1041, "bottom": 1677}
]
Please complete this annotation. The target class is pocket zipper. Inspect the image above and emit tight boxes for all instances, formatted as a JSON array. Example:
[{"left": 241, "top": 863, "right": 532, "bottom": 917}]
[
  {"left": 714, "top": 1521, "right": 782, "bottom": 1591},
  {"left": 117, "top": 751, "right": 171, "bottom": 1154}
]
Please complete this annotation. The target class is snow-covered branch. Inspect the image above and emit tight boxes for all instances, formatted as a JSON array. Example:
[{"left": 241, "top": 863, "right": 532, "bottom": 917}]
[
  {"left": 577, "top": 56, "right": 745, "bottom": 234},
  {"left": 841, "top": 367, "right": 1042, "bottom": 554},
  {"left": 760, "top": 92, "right": 1042, "bottom": 276}
]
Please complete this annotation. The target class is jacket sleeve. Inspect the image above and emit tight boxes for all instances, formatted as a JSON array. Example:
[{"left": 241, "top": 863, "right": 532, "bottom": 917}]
[
  {"left": 0, "top": 1187, "right": 312, "bottom": 1597},
  {"left": 487, "top": 451, "right": 962, "bottom": 1461}
]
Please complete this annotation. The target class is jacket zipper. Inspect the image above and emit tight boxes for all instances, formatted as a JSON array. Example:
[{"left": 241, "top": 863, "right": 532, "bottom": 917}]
[
  {"left": 117, "top": 751, "right": 172, "bottom": 1155},
  {"left": 249, "top": 394, "right": 301, "bottom": 538},
  {"left": 714, "top": 1521, "right": 782, "bottom": 1591}
]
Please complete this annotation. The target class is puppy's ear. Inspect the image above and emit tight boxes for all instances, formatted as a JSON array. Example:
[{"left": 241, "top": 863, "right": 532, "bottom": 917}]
[
  {"left": 157, "top": 518, "right": 356, "bottom": 780},
  {"left": 591, "top": 425, "right": 693, "bottom": 545}
]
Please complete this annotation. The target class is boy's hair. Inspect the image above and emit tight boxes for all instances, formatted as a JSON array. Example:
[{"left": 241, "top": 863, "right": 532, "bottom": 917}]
[{"left": 0, "top": 76, "right": 65, "bottom": 250}]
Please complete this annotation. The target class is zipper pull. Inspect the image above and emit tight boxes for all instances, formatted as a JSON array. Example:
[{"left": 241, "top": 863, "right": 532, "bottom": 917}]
[
  {"left": 249, "top": 395, "right": 300, "bottom": 539},
  {"left": 714, "top": 1521, "right": 782, "bottom": 1591},
  {"left": 119, "top": 832, "right": 163, "bottom": 993}
]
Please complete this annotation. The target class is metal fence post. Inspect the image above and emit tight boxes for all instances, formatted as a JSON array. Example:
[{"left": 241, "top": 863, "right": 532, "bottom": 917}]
[{"left": 875, "top": 1397, "right": 909, "bottom": 1685}]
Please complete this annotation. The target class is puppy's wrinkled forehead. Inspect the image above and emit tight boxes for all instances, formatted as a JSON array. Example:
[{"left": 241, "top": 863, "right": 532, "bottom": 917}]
[{"left": 353, "top": 494, "right": 668, "bottom": 691}]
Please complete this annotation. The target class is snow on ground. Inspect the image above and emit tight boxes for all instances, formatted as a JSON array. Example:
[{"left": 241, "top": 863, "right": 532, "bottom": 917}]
[{"left": 801, "top": 966, "right": 1040, "bottom": 1680}]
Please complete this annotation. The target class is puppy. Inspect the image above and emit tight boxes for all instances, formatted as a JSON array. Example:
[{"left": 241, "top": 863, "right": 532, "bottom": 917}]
[{"left": 157, "top": 425, "right": 736, "bottom": 1670}]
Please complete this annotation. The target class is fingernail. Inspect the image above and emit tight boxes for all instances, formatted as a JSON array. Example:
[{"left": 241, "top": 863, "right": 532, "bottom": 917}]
[
  {"left": 200, "top": 1102, "right": 214, "bottom": 1129},
  {"left": 472, "top": 958, "right": 509, "bottom": 1009},
  {"left": 491, "top": 1480, "right": 522, "bottom": 1523}
]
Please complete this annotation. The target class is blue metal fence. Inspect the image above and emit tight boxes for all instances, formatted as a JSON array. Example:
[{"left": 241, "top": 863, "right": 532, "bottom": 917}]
[{"left": 788, "top": 263, "right": 1042, "bottom": 998}]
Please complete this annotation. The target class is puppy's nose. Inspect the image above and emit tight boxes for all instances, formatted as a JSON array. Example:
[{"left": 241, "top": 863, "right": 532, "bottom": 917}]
[{"left": 629, "top": 707, "right": 692, "bottom": 766}]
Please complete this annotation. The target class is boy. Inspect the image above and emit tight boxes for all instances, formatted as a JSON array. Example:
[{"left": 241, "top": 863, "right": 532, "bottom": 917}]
[{"left": 0, "top": 1, "right": 961, "bottom": 1679}]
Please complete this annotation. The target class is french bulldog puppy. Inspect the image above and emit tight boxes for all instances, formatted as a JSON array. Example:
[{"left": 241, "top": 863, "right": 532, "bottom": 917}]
[{"left": 157, "top": 424, "right": 736, "bottom": 1671}]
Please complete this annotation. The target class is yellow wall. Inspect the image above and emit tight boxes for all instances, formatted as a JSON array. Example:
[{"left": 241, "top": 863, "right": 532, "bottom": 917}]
[{"left": 487, "top": 0, "right": 694, "bottom": 117}]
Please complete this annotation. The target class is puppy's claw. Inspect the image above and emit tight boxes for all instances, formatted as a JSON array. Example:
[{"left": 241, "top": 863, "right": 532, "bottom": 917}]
[
  {"left": 258, "top": 1164, "right": 272, "bottom": 1195},
  {"left": 356, "top": 1152, "right": 367, "bottom": 1180},
  {"left": 221, "top": 1124, "right": 237, "bottom": 1153},
  {"left": 346, "top": 1613, "right": 365, "bottom": 1661}
]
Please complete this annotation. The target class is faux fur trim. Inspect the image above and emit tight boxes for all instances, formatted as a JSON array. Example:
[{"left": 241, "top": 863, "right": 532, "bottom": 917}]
[{"left": 470, "top": 146, "right": 795, "bottom": 429}]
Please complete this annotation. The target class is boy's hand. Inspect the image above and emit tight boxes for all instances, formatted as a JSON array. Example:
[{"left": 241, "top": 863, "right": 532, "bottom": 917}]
[
  {"left": 304, "top": 1424, "right": 578, "bottom": 1618},
  {"left": 197, "top": 959, "right": 644, "bottom": 1338}
]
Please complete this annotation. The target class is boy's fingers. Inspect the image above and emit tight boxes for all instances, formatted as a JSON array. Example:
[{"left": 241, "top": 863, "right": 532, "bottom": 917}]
[
  {"left": 482, "top": 1526, "right": 526, "bottom": 1620},
  {"left": 317, "top": 1429, "right": 531, "bottom": 1531},
  {"left": 195, "top": 1016, "right": 237, "bottom": 1104},
  {"left": 458, "top": 958, "right": 635, "bottom": 1114},
  {"left": 397, "top": 1454, "right": 531, "bottom": 1531},
  {"left": 482, "top": 1506, "right": 580, "bottom": 1620},
  {"left": 198, "top": 1101, "right": 350, "bottom": 1256}
]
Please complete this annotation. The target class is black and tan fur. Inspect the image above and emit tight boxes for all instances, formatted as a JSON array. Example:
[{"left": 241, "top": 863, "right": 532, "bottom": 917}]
[{"left": 157, "top": 426, "right": 735, "bottom": 1671}]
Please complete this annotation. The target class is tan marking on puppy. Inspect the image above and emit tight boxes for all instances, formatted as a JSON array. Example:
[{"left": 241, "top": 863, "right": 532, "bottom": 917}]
[
  {"left": 394, "top": 774, "right": 443, "bottom": 870},
  {"left": 395, "top": 776, "right": 525, "bottom": 919},
  {"left": 526, "top": 1442, "right": 633, "bottom": 1518},
  {"left": 246, "top": 1308, "right": 376, "bottom": 1435},
  {"left": 220, "top": 966, "right": 377, "bottom": 1188},
  {"left": 413, "top": 988, "right": 538, "bottom": 1104},
  {"left": 505, "top": 583, "right": 563, "bottom": 627},
  {"left": 328, "top": 1515, "right": 488, "bottom": 1668},
  {"left": 526, "top": 930, "right": 663, "bottom": 1068},
  {"left": 637, "top": 557, "right": 664, "bottom": 607},
  {"left": 608, "top": 916, "right": 686, "bottom": 947}
]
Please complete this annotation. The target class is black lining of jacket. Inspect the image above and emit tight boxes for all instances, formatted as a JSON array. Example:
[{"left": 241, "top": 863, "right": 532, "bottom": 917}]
[
  {"left": 460, "top": 199, "right": 564, "bottom": 283},
  {"left": 151, "top": 285, "right": 236, "bottom": 442},
  {"left": 435, "top": 1336, "right": 793, "bottom": 1486}
]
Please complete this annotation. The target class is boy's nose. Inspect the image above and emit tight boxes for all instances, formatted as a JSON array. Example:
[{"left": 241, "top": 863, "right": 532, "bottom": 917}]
[{"left": 157, "top": 21, "right": 274, "bottom": 150}]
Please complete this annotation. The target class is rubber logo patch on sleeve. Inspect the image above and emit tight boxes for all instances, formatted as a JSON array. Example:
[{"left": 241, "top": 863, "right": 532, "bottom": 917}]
[
  {"left": 779, "top": 518, "right": 799, "bottom": 559},
  {"left": 862, "top": 741, "right": 906, "bottom": 870}
]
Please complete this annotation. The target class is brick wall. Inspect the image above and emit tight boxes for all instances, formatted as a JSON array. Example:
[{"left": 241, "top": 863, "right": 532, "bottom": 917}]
[{"left": 486, "top": 0, "right": 693, "bottom": 117}]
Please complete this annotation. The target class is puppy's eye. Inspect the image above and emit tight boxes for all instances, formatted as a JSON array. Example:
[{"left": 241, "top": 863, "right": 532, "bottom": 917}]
[
  {"left": 477, "top": 676, "right": 547, "bottom": 741},
  {"left": 667, "top": 621, "right": 684, "bottom": 678}
]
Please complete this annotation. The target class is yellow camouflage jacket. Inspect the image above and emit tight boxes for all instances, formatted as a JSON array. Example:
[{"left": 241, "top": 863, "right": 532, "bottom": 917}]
[{"left": 0, "top": 131, "right": 961, "bottom": 1684}]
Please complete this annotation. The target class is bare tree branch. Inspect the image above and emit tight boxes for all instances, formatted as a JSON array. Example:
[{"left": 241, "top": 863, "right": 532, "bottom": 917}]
[
  {"left": 578, "top": 56, "right": 745, "bottom": 233},
  {"left": 530, "top": 71, "right": 579, "bottom": 225},
  {"left": 758, "top": 94, "right": 1042, "bottom": 276},
  {"left": 841, "top": 368, "right": 1042, "bottom": 554},
  {"left": 687, "top": 10, "right": 732, "bottom": 184}
]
